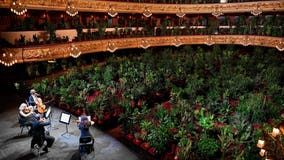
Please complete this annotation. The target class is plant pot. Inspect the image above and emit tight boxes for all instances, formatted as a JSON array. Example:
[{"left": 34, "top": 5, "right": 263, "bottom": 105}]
[
  {"left": 148, "top": 147, "right": 156, "bottom": 156},
  {"left": 133, "top": 138, "right": 142, "bottom": 145},
  {"left": 125, "top": 133, "right": 134, "bottom": 141},
  {"left": 140, "top": 142, "right": 150, "bottom": 151}
]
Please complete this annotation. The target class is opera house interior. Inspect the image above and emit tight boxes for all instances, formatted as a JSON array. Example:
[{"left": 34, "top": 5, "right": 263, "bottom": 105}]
[{"left": 0, "top": 0, "right": 283, "bottom": 160}]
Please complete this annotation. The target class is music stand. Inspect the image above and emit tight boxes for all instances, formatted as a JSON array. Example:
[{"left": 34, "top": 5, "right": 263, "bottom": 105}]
[
  {"left": 45, "top": 107, "right": 53, "bottom": 132},
  {"left": 59, "top": 112, "right": 71, "bottom": 138},
  {"left": 45, "top": 107, "right": 51, "bottom": 119}
]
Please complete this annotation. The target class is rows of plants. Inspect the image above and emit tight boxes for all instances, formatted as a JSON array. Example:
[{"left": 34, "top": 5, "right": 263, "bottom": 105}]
[{"left": 31, "top": 45, "right": 284, "bottom": 159}]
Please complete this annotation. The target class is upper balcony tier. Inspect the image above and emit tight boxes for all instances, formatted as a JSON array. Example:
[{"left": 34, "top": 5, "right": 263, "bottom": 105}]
[{"left": 0, "top": 0, "right": 283, "bottom": 15}]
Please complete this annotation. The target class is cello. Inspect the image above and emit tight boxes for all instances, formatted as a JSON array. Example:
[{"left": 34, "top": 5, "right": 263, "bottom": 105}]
[{"left": 35, "top": 96, "right": 47, "bottom": 114}]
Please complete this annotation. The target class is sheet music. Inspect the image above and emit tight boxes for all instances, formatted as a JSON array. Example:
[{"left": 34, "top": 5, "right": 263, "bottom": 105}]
[
  {"left": 45, "top": 107, "right": 51, "bottom": 118},
  {"left": 79, "top": 116, "right": 91, "bottom": 121},
  {"left": 59, "top": 112, "right": 71, "bottom": 124}
]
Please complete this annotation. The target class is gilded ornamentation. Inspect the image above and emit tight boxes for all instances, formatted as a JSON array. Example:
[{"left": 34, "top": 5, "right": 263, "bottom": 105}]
[
  {"left": 1, "top": 36, "right": 283, "bottom": 65},
  {"left": 1, "top": 1, "right": 283, "bottom": 14}
]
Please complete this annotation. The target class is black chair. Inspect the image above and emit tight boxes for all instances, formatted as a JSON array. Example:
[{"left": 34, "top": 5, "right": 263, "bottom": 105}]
[
  {"left": 18, "top": 115, "right": 31, "bottom": 136},
  {"left": 79, "top": 136, "right": 94, "bottom": 156}
]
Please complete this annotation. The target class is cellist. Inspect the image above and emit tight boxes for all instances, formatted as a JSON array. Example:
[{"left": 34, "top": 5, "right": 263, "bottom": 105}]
[{"left": 28, "top": 89, "right": 47, "bottom": 114}]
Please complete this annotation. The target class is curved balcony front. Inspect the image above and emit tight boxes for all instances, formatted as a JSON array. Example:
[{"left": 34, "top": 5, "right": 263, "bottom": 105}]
[
  {"left": 1, "top": 35, "right": 283, "bottom": 65},
  {"left": 0, "top": 0, "right": 283, "bottom": 15}
]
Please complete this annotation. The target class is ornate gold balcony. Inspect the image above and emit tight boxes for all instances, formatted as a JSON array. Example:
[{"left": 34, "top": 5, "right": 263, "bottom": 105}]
[
  {"left": 0, "top": 1, "right": 283, "bottom": 14},
  {"left": 1, "top": 35, "right": 282, "bottom": 65}
]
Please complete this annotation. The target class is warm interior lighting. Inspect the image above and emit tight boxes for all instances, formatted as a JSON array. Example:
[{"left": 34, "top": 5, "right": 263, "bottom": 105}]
[
  {"left": 66, "top": 2, "right": 78, "bottom": 17},
  {"left": 70, "top": 44, "right": 81, "bottom": 58},
  {"left": 48, "top": 59, "right": 56, "bottom": 63},
  {"left": 176, "top": 7, "right": 185, "bottom": 18},
  {"left": 108, "top": 5, "right": 118, "bottom": 17},
  {"left": 10, "top": 0, "right": 27, "bottom": 16},
  {"left": 259, "top": 149, "right": 266, "bottom": 157},
  {"left": 107, "top": 41, "right": 117, "bottom": 53},
  {"left": 257, "top": 139, "right": 265, "bottom": 148},
  {"left": 143, "top": 7, "right": 152, "bottom": 18},
  {"left": 256, "top": 115, "right": 284, "bottom": 159},
  {"left": 272, "top": 127, "right": 280, "bottom": 137},
  {"left": 140, "top": 39, "right": 150, "bottom": 49},
  {"left": 0, "top": 51, "right": 18, "bottom": 67}
]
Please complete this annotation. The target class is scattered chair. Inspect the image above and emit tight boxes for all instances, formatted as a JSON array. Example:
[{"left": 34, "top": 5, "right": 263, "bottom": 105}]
[{"left": 79, "top": 136, "right": 94, "bottom": 160}]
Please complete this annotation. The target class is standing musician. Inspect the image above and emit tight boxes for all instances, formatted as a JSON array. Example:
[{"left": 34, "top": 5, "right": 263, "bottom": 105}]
[
  {"left": 28, "top": 89, "right": 47, "bottom": 114},
  {"left": 30, "top": 114, "right": 55, "bottom": 155}
]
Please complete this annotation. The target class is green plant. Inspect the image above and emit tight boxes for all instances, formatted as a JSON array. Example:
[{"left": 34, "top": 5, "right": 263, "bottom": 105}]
[
  {"left": 32, "top": 34, "right": 40, "bottom": 45},
  {"left": 196, "top": 108, "right": 215, "bottom": 131},
  {"left": 18, "top": 34, "right": 26, "bottom": 46},
  {"left": 177, "top": 137, "right": 193, "bottom": 159},
  {"left": 197, "top": 134, "right": 219, "bottom": 158},
  {"left": 44, "top": 22, "right": 56, "bottom": 43}
]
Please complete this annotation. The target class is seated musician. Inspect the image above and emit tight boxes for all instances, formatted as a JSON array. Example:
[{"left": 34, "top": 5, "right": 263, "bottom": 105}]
[
  {"left": 28, "top": 89, "right": 47, "bottom": 114},
  {"left": 77, "top": 115, "right": 95, "bottom": 139},
  {"left": 18, "top": 103, "right": 35, "bottom": 126}
]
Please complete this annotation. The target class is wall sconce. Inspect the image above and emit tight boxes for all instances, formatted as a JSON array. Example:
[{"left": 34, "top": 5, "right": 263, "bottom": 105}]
[
  {"left": 10, "top": 0, "right": 27, "bottom": 16},
  {"left": 108, "top": 5, "right": 118, "bottom": 17},
  {"left": 176, "top": 7, "right": 185, "bottom": 18},
  {"left": 251, "top": 3, "right": 262, "bottom": 16},
  {"left": 212, "top": 6, "right": 223, "bottom": 17},
  {"left": 276, "top": 40, "right": 284, "bottom": 51},
  {"left": 66, "top": 2, "right": 78, "bottom": 17},
  {"left": 140, "top": 39, "right": 150, "bottom": 49},
  {"left": 70, "top": 43, "right": 81, "bottom": 58},
  {"left": 0, "top": 50, "right": 18, "bottom": 67},
  {"left": 143, "top": 7, "right": 152, "bottom": 18},
  {"left": 107, "top": 41, "right": 117, "bottom": 53},
  {"left": 172, "top": 37, "right": 182, "bottom": 47},
  {"left": 256, "top": 115, "right": 284, "bottom": 159},
  {"left": 205, "top": 36, "right": 215, "bottom": 46}
]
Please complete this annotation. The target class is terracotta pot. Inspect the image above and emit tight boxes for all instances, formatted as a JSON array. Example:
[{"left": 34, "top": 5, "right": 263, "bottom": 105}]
[{"left": 140, "top": 142, "right": 150, "bottom": 150}]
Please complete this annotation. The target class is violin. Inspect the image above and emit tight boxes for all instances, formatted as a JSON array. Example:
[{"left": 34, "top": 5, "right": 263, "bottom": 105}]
[{"left": 23, "top": 107, "right": 31, "bottom": 114}]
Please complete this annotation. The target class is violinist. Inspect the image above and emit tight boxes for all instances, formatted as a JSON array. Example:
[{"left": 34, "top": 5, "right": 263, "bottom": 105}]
[{"left": 18, "top": 103, "right": 35, "bottom": 126}]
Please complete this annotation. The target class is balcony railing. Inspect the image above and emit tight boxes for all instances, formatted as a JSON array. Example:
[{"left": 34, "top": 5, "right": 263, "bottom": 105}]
[
  {"left": 0, "top": 35, "right": 283, "bottom": 66},
  {"left": 0, "top": 0, "right": 283, "bottom": 15}
]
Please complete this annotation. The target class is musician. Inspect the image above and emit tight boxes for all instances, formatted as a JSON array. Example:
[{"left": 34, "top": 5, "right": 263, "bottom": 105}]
[
  {"left": 28, "top": 89, "right": 47, "bottom": 114},
  {"left": 28, "top": 89, "right": 40, "bottom": 107},
  {"left": 77, "top": 115, "right": 95, "bottom": 138},
  {"left": 18, "top": 103, "right": 35, "bottom": 126},
  {"left": 30, "top": 114, "right": 55, "bottom": 154}
]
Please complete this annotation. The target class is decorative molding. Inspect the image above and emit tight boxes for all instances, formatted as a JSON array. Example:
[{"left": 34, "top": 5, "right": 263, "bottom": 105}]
[
  {"left": 2, "top": 35, "right": 282, "bottom": 65},
  {"left": 0, "top": 1, "right": 283, "bottom": 14}
]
